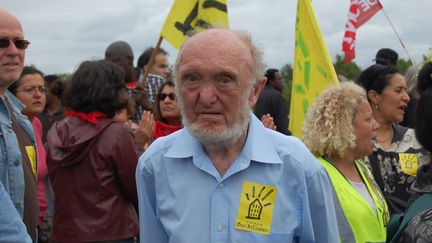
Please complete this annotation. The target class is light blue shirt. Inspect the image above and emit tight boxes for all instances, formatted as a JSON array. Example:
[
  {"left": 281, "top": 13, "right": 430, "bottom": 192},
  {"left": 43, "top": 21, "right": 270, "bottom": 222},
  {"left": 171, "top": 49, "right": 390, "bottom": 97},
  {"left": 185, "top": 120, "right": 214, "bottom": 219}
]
[
  {"left": 0, "top": 181, "right": 32, "bottom": 243},
  {"left": 137, "top": 114, "right": 339, "bottom": 243},
  {"left": 0, "top": 91, "right": 36, "bottom": 217}
]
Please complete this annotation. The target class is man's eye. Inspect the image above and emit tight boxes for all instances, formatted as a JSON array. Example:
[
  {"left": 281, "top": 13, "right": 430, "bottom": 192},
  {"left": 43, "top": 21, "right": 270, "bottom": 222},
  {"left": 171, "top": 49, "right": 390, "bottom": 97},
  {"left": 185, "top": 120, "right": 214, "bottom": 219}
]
[
  {"left": 183, "top": 74, "right": 201, "bottom": 84},
  {"left": 217, "top": 75, "right": 234, "bottom": 85}
]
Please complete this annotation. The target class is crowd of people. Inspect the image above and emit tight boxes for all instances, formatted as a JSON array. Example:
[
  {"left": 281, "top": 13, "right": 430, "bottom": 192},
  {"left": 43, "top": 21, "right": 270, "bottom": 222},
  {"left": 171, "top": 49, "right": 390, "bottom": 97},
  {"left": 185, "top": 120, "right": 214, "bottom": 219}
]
[{"left": 1, "top": 7, "right": 432, "bottom": 243}]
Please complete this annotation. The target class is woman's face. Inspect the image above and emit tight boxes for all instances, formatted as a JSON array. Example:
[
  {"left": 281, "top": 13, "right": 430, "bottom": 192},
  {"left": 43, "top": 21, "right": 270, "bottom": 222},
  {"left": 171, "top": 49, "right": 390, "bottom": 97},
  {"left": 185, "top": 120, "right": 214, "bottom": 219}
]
[
  {"left": 353, "top": 99, "right": 379, "bottom": 158},
  {"left": 15, "top": 73, "right": 46, "bottom": 119},
  {"left": 158, "top": 85, "right": 180, "bottom": 122},
  {"left": 375, "top": 73, "right": 410, "bottom": 123}
]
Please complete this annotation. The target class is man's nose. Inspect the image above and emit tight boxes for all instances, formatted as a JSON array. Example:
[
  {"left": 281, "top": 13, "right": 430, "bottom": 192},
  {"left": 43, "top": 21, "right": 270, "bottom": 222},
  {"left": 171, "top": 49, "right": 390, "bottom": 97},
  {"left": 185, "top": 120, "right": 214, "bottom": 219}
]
[
  {"left": 198, "top": 83, "right": 217, "bottom": 106},
  {"left": 6, "top": 40, "right": 19, "bottom": 56}
]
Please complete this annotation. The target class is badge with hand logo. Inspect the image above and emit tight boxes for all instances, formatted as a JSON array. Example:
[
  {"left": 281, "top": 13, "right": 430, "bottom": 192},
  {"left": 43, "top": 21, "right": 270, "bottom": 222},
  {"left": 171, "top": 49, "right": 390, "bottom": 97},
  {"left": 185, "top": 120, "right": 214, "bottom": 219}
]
[
  {"left": 399, "top": 153, "right": 418, "bottom": 176},
  {"left": 235, "top": 181, "right": 277, "bottom": 235}
]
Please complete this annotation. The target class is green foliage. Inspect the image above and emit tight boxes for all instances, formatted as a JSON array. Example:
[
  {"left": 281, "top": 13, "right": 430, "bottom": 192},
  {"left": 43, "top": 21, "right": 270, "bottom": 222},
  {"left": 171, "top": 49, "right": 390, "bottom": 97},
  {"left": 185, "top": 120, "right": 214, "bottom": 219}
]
[
  {"left": 333, "top": 54, "right": 362, "bottom": 81},
  {"left": 396, "top": 58, "right": 412, "bottom": 74},
  {"left": 280, "top": 64, "right": 293, "bottom": 113}
]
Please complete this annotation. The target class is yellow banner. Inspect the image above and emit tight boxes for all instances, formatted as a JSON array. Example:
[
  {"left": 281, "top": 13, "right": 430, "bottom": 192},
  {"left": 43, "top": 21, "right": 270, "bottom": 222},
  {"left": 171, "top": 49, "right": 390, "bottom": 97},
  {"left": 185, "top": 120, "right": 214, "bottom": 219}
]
[
  {"left": 289, "top": 0, "right": 339, "bottom": 137},
  {"left": 161, "top": 0, "right": 229, "bottom": 49}
]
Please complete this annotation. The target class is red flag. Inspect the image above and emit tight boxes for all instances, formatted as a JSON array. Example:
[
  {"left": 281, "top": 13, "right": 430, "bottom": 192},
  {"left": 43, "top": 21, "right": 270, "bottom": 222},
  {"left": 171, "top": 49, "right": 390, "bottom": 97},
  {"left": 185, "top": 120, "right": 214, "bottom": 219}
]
[
  {"left": 342, "top": 0, "right": 383, "bottom": 63},
  {"left": 357, "top": 0, "right": 383, "bottom": 27}
]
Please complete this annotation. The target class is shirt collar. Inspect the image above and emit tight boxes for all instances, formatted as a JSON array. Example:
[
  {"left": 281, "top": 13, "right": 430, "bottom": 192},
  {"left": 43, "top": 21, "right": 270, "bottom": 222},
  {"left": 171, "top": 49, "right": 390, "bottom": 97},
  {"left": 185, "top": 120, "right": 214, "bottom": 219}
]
[{"left": 165, "top": 113, "right": 283, "bottom": 165}]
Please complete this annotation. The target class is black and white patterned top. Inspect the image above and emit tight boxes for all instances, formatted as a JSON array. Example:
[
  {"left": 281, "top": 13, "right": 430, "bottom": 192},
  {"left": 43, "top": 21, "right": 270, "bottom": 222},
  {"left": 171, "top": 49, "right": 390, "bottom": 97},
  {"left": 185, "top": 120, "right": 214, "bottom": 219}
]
[
  {"left": 140, "top": 73, "right": 165, "bottom": 106},
  {"left": 363, "top": 124, "right": 431, "bottom": 214},
  {"left": 398, "top": 164, "right": 432, "bottom": 243}
]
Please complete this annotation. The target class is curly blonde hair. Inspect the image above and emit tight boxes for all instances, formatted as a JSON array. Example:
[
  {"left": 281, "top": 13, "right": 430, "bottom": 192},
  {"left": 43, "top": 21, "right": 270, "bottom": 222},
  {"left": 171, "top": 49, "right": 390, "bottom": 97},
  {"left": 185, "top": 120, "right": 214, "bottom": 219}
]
[{"left": 302, "top": 82, "right": 367, "bottom": 158}]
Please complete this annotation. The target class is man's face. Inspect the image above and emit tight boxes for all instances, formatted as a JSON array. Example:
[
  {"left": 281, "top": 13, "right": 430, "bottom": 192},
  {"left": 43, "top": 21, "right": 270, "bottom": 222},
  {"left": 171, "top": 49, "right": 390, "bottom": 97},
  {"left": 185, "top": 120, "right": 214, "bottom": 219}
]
[
  {"left": 148, "top": 53, "right": 170, "bottom": 79},
  {"left": 270, "top": 71, "right": 284, "bottom": 92},
  {"left": 0, "top": 11, "right": 25, "bottom": 94},
  {"left": 175, "top": 30, "right": 264, "bottom": 144}
]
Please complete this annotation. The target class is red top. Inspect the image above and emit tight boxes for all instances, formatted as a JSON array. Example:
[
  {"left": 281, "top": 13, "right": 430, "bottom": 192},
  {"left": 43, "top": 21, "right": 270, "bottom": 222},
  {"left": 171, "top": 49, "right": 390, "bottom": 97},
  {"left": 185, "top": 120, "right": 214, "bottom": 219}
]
[
  {"left": 153, "top": 120, "right": 182, "bottom": 139},
  {"left": 32, "top": 117, "right": 48, "bottom": 225}
]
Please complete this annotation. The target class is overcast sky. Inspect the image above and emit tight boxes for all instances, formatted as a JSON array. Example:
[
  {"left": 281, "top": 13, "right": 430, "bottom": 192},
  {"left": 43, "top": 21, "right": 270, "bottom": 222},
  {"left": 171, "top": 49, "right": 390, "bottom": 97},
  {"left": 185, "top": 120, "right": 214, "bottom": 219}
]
[{"left": 2, "top": 0, "right": 431, "bottom": 75}]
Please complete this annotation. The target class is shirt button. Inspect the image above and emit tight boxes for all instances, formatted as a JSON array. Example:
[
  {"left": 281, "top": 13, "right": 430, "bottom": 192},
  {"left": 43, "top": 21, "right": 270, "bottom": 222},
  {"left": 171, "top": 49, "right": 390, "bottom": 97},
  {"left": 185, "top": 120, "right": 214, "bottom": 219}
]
[
  {"left": 15, "top": 202, "right": 21, "bottom": 208},
  {"left": 218, "top": 183, "right": 224, "bottom": 189},
  {"left": 14, "top": 160, "right": 20, "bottom": 166},
  {"left": 216, "top": 225, "right": 223, "bottom": 232}
]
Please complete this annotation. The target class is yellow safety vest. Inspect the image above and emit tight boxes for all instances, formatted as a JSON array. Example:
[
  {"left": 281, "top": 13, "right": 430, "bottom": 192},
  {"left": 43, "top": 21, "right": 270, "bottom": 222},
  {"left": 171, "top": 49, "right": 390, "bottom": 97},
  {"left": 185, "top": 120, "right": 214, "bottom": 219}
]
[{"left": 318, "top": 157, "right": 389, "bottom": 243}]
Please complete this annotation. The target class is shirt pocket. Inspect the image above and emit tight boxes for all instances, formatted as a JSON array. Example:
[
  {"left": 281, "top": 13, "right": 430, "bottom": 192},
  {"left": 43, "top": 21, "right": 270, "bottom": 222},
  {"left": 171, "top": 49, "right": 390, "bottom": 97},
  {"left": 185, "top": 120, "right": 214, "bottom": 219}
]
[{"left": 245, "top": 232, "right": 294, "bottom": 243}]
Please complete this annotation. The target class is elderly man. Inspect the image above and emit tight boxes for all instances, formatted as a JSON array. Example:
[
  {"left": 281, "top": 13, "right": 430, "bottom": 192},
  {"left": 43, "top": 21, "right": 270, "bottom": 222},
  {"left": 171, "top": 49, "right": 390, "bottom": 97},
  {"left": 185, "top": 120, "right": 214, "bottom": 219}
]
[
  {"left": 136, "top": 29, "right": 338, "bottom": 242},
  {"left": 0, "top": 8, "right": 36, "bottom": 242}
]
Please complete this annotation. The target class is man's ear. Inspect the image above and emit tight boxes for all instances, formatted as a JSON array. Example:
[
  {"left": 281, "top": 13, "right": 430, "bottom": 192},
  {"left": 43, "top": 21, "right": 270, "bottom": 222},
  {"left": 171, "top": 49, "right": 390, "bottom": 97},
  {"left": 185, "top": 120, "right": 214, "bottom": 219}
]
[{"left": 249, "top": 76, "right": 266, "bottom": 107}]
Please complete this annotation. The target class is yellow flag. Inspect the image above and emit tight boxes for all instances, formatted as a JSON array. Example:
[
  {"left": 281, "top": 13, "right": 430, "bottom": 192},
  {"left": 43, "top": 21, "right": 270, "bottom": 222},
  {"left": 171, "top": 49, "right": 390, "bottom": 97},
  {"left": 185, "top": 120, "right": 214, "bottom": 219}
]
[
  {"left": 161, "top": 0, "right": 229, "bottom": 49},
  {"left": 289, "top": 0, "right": 339, "bottom": 137}
]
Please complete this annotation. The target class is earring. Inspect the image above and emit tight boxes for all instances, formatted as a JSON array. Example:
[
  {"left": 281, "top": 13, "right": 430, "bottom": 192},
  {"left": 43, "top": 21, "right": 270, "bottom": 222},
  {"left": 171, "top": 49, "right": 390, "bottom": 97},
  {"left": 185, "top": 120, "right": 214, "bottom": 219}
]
[{"left": 375, "top": 104, "right": 379, "bottom": 110}]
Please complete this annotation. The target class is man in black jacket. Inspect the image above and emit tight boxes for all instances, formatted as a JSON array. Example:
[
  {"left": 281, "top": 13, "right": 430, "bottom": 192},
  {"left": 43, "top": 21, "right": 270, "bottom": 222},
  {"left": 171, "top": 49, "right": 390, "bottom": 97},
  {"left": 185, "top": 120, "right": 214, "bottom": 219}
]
[{"left": 254, "top": 68, "right": 290, "bottom": 135}]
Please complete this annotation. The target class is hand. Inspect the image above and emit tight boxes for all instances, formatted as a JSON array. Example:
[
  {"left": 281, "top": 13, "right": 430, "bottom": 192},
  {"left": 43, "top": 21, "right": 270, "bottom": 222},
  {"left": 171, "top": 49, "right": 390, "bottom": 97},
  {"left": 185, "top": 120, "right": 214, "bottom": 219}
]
[
  {"left": 133, "top": 111, "right": 155, "bottom": 145},
  {"left": 261, "top": 114, "right": 277, "bottom": 131}
]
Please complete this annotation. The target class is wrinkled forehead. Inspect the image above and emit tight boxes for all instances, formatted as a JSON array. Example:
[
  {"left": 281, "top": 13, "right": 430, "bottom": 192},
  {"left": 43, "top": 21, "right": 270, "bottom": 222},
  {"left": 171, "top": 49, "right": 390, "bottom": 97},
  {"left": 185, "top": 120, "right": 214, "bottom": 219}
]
[{"left": 176, "top": 29, "right": 252, "bottom": 70}]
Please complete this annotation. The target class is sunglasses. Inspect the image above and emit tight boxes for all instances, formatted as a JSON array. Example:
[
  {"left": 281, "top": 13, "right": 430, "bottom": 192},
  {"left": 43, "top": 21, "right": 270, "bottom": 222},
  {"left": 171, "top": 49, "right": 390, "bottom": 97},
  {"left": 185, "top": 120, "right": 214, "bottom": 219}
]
[
  {"left": 157, "top": 93, "right": 176, "bottom": 101},
  {"left": 0, "top": 38, "right": 30, "bottom": 50}
]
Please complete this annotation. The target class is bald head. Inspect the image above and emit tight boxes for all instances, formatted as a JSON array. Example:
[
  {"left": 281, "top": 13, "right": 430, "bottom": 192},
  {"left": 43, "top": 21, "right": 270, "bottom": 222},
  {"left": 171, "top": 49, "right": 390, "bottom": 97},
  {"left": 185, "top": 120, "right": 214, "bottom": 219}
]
[
  {"left": 105, "top": 40, "right": 133, "bottom": 58},
  {"left": 0, "top": 8, "right": 26, "bottom": 95},
  {"left": 104, "top": 40, "right": 136, "bottom": 83},
  {"left": 0, "top": 8, "right": 20, "bottom": 23},
  {"left": 175, "top": 29, "right": 265, "bottom": 84}
]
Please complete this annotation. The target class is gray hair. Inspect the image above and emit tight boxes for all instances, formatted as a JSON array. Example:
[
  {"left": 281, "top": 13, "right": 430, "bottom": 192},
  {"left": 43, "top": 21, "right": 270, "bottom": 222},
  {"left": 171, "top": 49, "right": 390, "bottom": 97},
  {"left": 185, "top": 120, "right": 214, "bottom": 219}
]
[{"left": 174, "top": 28, "right": 266, "bottom": 86}]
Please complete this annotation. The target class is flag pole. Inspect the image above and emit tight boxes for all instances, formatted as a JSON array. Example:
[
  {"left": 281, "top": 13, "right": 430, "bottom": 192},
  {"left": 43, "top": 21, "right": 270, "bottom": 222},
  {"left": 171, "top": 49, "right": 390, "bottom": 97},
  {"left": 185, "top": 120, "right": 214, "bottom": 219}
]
[
  {"left": 379, "top": 3, "right": 416, "bottom": 66},
  {"left": 141, "top": 36, "right": 164, "bottom": 86}
]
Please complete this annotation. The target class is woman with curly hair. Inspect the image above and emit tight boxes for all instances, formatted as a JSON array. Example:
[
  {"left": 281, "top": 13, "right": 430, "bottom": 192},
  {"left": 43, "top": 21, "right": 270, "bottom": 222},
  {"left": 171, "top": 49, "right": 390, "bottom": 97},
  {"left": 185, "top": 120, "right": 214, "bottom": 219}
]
[
  {"left": 302, "top": 82, "right": 388, "bottom": 243},
  {"left": 356, "top": 64, "right": 430, "bottom": 215}
]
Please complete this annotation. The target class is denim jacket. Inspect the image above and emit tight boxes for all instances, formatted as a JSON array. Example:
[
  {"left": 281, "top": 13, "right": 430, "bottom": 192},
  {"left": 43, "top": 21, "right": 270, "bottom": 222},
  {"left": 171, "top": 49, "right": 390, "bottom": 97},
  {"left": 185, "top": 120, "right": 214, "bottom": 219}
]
[
  {"left": 0, "top": 91, "right": 36, "bottom": 217},
  {"left": 0, "top": 180, "right": 32, "bottom": 242}
]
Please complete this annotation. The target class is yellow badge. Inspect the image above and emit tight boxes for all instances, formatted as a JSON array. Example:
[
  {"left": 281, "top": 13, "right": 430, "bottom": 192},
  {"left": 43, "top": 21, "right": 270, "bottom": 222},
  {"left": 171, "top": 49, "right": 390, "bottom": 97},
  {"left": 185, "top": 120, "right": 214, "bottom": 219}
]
[
  {"left": 235, "top": 181, "right": 277, "bottom": 235},
  {"left": 25, "top": 145, "right": 37, "bottom": 176},
  {"left": 399, "top": 153, "right": 418, "bottom": 176}
]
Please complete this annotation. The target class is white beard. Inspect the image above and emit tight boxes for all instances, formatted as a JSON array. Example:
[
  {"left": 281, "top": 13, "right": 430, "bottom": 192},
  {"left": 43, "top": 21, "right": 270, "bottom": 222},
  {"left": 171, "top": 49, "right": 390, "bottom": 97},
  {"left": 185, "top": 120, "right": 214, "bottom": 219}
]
[{"left": 177, "top": 87, "right": 252, "bottom": 146}]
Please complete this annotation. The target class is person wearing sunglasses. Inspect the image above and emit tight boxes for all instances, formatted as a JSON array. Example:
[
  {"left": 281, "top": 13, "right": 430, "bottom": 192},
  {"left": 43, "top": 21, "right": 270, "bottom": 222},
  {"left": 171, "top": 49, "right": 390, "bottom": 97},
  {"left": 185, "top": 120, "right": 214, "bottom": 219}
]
[
  {"left": 152, "top": 80, "right": 182, "bottom": 139},
  {"left": 8, "top": 66, "right": 53, "bottom": 243},
  {"left": 0, "top": 8, "right": 35, "bottom": 242}
]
